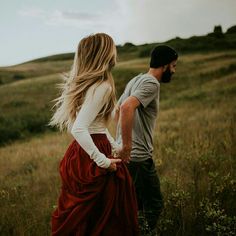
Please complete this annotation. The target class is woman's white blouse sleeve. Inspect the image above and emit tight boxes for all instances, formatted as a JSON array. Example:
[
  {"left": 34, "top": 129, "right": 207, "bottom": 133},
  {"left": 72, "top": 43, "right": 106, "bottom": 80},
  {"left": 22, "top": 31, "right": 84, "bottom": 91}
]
[
  {"left": 71, "top": 82, "right": 112, "bottom": 168},
  {"left": 105, "top": 128, "right": 121, "bottom": 151}
]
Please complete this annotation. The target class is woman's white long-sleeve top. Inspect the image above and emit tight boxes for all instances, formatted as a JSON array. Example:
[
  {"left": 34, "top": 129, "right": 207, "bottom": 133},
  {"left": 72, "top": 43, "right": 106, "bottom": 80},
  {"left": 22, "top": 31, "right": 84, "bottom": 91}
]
[{"left": 71, "top": 81, "right": 119, "bottom": 169}]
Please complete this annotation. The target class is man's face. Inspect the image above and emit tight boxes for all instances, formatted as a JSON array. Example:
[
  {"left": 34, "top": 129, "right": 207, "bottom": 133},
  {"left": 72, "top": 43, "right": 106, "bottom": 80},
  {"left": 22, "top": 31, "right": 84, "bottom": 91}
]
[{"left": 160, "top": 60, "right": 177, "bottom": 83}]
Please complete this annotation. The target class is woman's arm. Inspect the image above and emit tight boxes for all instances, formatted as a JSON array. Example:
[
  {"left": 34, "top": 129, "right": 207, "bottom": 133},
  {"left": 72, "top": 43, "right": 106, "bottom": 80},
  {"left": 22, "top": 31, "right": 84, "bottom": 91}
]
[
  {"left": 71, "top": 82, "right": 113, "bottom": 168},
  {"left": 105, "top": 128, "right": 121, "bottom": 152}
]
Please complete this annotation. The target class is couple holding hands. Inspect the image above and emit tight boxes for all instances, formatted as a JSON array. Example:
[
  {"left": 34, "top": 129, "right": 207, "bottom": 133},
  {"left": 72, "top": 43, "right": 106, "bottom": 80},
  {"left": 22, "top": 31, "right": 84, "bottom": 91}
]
[{"left": 50, "top": 33, "right": 178, "bottom": 236}]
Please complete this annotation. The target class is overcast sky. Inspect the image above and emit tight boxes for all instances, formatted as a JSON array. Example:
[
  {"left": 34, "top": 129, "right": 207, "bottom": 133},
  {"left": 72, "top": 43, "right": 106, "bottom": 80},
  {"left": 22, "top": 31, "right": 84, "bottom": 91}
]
[{"left": 1, "top": 0, "right": 236, "bottom": 66}]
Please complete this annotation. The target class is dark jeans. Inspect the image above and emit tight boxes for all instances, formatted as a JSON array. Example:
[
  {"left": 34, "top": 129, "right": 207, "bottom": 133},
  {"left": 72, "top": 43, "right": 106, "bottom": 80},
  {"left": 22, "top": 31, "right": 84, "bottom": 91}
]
[{"left": 127, "top": 158, "right": 164, "bottom": 230}]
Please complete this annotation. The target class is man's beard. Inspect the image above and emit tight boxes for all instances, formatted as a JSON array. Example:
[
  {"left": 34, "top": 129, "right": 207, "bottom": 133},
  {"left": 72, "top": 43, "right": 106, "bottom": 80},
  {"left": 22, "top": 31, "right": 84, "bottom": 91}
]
[{"left": 160, "top": 67, "right": 173, "bottom": 83}]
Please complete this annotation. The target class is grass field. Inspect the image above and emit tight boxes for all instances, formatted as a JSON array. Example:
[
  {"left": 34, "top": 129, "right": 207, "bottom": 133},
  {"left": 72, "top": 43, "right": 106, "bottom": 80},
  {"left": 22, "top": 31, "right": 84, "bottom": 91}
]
[{"left": 0, "top": 50, "right": 236, "bottom": 235}]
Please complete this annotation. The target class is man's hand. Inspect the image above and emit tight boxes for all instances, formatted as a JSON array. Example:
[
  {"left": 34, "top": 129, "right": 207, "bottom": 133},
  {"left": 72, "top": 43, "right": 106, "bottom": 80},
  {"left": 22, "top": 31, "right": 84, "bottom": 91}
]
[
  {"left": 108, "top": 158, "right": 122, "bottom": 172},
  {"left": 117, "top": 146, "right": 132, "bottom": 163}
]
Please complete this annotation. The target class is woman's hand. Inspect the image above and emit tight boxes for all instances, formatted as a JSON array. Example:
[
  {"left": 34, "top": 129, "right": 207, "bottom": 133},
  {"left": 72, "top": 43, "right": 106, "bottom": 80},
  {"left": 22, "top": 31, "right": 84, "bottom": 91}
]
[{"left": 108, "top": 158, "right": 122, "bottom": 172}]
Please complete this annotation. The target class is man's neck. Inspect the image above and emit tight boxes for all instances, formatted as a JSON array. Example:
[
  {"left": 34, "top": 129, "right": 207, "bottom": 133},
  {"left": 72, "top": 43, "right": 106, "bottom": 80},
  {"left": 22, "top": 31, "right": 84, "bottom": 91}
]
[{"left": 147, "top": 68, "right": 162, "bottom": 82}]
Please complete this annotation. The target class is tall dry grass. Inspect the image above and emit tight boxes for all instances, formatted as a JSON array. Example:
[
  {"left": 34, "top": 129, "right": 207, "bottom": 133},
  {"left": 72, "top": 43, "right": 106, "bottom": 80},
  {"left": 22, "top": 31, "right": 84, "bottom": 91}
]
[
  {"left": 0, "top": 50, "right": 236, "bottom": 235},
  {"left": 0, "top": 132, "right": 72, "bottom": 235}
]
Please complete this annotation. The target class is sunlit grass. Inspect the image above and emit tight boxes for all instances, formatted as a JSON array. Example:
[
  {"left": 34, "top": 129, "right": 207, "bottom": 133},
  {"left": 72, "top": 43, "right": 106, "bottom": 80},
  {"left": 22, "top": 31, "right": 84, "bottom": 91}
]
[
  {"left": 0, "top": 132, "right": 72, "bottom": 235},
  {"left": 0, "top": 50, "right": 236, "bottom": 235}
]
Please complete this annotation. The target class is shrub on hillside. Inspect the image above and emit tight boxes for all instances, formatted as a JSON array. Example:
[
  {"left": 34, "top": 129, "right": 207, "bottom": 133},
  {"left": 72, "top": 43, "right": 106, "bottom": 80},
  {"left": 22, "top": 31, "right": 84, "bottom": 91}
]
[
  {"left": 0, "top": 111, "right": 53, "bottom": 146},
  {"left": 226, "top": 25, "right": 236, "bottom": 34}
]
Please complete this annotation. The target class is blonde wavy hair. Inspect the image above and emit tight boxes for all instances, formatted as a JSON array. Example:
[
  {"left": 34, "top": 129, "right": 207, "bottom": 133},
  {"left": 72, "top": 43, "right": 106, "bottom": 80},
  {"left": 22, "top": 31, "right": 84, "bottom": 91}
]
[{"left": 49, "top": 33, "right": 117, "bottom": 131}]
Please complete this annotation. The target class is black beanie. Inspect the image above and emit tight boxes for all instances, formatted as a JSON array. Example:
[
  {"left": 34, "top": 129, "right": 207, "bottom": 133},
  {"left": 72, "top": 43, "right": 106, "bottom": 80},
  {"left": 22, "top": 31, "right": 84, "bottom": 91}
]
[{"left": 150, "top": 45, "right": 178, "bottom": 68}]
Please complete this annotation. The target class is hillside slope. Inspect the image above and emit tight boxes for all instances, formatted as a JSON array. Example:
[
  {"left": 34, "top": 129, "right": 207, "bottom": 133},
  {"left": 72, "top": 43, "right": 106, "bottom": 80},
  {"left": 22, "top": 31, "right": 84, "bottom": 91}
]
[
  {"left": 0, "top": 28, "right": 235, "bottom": 85},
  {"left": 0, "top": 51, "right": 236, "bottom": 145},
  {"left": 0, "top": 50, "right": 235, "bottom": 235}
]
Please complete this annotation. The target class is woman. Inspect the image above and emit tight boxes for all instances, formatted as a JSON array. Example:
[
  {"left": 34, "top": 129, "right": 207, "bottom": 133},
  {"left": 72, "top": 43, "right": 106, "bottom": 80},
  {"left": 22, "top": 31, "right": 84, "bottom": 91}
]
[{"left": 49, "top": 33, "right": 139, "bottom": 236}]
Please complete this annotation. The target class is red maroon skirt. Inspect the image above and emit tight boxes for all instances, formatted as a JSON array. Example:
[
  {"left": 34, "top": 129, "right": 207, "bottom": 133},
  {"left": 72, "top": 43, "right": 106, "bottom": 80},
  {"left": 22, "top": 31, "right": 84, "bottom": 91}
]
[{"left": 51, "top": 134, "right": 139, "bottom": 236}]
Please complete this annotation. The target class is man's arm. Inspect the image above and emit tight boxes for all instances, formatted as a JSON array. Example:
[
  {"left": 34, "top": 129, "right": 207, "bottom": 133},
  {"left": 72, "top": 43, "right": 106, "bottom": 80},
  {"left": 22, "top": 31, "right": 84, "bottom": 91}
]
[{"left": 118, "top": 96, "right": 140, "bottom": 162}]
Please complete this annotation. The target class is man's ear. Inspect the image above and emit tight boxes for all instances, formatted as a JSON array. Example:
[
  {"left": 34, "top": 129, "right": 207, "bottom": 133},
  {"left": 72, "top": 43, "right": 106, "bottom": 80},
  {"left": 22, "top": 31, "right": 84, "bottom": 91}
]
[{"left": 163, "top": 64, "right": 168, "bottom": 72}]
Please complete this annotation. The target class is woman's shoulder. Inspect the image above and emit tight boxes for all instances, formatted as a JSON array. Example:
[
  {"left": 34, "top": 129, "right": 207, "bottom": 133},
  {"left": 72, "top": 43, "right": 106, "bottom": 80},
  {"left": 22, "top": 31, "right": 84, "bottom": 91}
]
[
  {"left": 96, "top": 80, "right": 112, "bottom": 90},
  {"left": 85, "top": 81, "right": 112, "bottom": 101},
  {"left": 89, "top": 81, "right": 112, "bottom": 94}
]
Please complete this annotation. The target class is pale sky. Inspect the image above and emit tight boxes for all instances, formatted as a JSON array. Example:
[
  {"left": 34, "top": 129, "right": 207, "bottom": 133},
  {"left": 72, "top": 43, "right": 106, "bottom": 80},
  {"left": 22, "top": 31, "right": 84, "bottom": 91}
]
[{"left": 1, "top": 0, "right": 236, "bottom": 66}]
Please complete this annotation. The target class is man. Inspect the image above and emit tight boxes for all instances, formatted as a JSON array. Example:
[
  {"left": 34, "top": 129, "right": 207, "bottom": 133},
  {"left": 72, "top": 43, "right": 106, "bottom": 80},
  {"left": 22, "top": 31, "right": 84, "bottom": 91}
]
[{"left": 116, "top": 45, "right": 178, "bottom": 235}]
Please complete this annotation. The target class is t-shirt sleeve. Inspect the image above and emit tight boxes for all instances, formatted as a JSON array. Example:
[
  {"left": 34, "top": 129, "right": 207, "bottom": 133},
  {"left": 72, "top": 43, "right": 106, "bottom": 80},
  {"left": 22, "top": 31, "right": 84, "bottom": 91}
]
[{"left": 131, "top": 79, "right": 159, "bottom": 108}]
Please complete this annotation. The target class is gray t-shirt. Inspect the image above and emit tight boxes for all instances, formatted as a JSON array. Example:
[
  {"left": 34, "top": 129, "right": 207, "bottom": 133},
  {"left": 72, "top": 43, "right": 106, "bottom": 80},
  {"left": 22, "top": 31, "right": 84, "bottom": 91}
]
[{"left": 116, "top": 73, "right": 160, "bottom": 162}]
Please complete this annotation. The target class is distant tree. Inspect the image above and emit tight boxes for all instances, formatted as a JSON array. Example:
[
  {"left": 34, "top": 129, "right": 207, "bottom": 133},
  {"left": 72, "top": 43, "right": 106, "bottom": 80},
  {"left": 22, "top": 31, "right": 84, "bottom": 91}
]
[
  {"left": 214, "top": 25, "right": 223, "bottom": 34},
  {"left": 226, "top": 25, "right": 236, "bottom": 34},
  {"left": 214, "top": 25, "right": 224, "bottom": 38},
  {"left": 123, "top": 42, "right": 136, "bottom": 47},
  {"left": 122, "top": 42, "right": 137, "bottom": 52},
  {"left": 208, "top": 25, "right": 224, "bottom": 38}
]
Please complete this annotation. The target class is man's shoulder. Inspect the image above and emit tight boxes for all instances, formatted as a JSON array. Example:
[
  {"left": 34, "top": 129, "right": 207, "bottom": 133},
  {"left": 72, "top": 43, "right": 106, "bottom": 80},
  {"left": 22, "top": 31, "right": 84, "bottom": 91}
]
[
  {"left": 122, "top": 74, "right": 159, "bottom": 100},
  {"left": 128, "top": 73, "right": 159, "bottom": 87},
  {"left": 140, "top": 74, "right": 160, "bottom": 86}
]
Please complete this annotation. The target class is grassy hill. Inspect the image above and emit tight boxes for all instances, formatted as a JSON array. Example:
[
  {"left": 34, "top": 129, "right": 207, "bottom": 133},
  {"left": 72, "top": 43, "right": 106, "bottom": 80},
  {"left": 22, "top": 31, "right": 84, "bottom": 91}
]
[
  {"left": 0, "top": 49, "right": 235, "bottom": 235},
  {"left": 0, "top": 49, "right": 236, "bottom": 146},
  {"left": 1, "top": 26, "right": 235, "bottom": 85}
]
